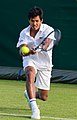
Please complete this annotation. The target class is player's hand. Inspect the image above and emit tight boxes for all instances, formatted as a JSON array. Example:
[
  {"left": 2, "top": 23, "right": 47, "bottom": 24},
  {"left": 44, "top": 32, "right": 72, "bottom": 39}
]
[
  {"left": 19, "top": 45, "right": 36, "bottom": 56},
  {"left": 19, "top": 48, "right": 36, "bottom": 56},
  {"left": 30, "top": 48, "right": 36, "bottom": 54}
]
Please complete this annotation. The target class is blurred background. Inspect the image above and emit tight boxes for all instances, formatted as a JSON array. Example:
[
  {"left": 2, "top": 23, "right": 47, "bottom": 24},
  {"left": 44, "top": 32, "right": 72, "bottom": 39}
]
[{"left": 0, "top": 0, "right": 77, "bottom": 83}]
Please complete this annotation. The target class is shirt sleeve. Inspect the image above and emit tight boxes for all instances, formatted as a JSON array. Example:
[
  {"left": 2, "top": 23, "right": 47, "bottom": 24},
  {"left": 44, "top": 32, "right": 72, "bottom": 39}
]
[
  {"left": 43, "top": 26, "right": 56, "bottom": 49},
  {"left": 16, "top": 31, "right": 27, "bottom": 48},
  {"left": 45, "top": 26, "right": 56, "bottom": 41}
]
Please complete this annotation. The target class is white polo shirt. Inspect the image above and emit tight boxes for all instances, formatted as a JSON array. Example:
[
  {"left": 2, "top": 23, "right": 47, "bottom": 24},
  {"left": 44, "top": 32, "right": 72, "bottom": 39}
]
[{"left": 16, "top": 23, "right": 56, "bottom": 70}]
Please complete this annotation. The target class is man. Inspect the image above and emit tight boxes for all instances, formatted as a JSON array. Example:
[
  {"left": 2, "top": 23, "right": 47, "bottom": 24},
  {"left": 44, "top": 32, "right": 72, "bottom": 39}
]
[{"left": 17, "top": 6, "right": 56, "bottom": 119}]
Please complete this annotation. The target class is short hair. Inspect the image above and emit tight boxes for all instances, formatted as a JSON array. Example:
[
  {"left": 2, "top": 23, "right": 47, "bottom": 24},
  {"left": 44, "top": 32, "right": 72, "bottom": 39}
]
[{"left": 28, "top": 6, "right": 43, "bottom": 20}]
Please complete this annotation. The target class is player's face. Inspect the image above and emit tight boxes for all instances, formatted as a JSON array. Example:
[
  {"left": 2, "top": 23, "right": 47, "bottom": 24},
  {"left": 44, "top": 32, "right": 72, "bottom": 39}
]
[{"left": 29, "top": 16, "right": 43, "bottom": 31}]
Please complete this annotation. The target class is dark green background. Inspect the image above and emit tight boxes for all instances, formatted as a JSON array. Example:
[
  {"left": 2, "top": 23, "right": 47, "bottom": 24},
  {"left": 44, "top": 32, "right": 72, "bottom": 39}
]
[{"left": 0, "top": 0, "right": 77, "bottom": 70}]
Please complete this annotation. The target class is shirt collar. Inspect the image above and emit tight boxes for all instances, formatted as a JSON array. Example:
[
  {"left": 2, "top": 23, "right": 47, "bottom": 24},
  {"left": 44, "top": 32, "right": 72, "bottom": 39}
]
[
  {"left": 39, "top": 24, "right": 43, "bottom": 32},
  {"left": 25, "top": 25, "right": 31, "bottom": 36}
]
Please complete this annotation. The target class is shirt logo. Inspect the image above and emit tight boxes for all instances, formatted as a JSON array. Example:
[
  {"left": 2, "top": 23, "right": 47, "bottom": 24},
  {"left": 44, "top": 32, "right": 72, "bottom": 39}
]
[{"left": 39, "top": 36, "right": 43, "bottom": 39}]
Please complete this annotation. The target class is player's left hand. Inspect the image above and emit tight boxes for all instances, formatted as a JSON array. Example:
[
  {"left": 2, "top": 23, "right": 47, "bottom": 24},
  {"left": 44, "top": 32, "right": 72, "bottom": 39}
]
[{"left": 42, "top": 38, "right": 52, "bottom": 50}]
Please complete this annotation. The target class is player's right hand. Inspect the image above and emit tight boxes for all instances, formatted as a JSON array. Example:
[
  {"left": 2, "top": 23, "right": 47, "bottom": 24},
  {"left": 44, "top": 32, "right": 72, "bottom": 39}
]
[{"left": 30, "top": 48, "right": 36, "bottom": 55}]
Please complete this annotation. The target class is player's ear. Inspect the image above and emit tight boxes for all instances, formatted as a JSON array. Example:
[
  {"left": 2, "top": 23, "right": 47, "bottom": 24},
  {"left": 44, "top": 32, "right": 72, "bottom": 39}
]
[{"left": 41, "top": 19, "right": 43, "bottom": 23}]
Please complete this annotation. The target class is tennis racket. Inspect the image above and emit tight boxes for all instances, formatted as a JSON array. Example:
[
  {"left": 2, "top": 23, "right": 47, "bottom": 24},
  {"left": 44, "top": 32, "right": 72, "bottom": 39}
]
[{"left": 34, "top": 29, "right": 61, "bottom": 52}]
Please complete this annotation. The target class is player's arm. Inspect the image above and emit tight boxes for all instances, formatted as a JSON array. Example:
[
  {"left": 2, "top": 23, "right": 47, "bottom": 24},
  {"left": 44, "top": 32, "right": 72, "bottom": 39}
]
[
  {"left": 19, "top": 44, "right": 36, "bottom": 56},
  {"left": 41, "top": 38, "right": 52, "bottom": 50}
]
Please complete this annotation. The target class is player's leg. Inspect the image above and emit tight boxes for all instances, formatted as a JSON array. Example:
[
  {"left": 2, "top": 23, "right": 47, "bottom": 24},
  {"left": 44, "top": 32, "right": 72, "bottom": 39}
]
[
  {"left": 25, "top": 66, "right": 40, "bottom": 119},
  {"left": 25, "top": 66, "right": 36, "bottom": 99},
  {"left": 35, "top": 69, "right": 51, "bottom": 101},
  {"left": 36, "top": 89, "right": 49, "bottom": 101}
]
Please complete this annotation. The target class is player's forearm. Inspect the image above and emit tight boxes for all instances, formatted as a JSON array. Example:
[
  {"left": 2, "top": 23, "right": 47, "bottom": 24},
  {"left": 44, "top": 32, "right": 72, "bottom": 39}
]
[{"left": 42, "top": 38, "right": 52, "bottom": 50}]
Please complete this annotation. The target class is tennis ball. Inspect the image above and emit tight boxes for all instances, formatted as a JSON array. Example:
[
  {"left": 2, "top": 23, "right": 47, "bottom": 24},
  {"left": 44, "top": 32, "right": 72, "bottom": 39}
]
[{"left": 21, "top": 46, "right": 30, "bottom": 54}]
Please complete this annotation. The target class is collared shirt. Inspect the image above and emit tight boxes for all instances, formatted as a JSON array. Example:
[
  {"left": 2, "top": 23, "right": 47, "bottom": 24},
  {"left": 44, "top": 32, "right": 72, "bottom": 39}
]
[{"left": 16, "top": 23, "right": 56, "bottom": 70}]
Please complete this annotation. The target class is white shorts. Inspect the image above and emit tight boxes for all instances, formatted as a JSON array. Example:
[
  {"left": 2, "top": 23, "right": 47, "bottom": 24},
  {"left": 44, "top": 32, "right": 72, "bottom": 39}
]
[
  {"left": 23, "top": 59, "right": 52, "bottom": 90},
  {"left": 35, "top": 69, "right": 51, "bottom": 90}
]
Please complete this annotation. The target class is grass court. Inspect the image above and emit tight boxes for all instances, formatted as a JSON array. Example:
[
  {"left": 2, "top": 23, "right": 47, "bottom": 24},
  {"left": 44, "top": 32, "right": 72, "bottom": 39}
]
[{"left": 0, "top": 80, "right": 77, "bottom": 120}]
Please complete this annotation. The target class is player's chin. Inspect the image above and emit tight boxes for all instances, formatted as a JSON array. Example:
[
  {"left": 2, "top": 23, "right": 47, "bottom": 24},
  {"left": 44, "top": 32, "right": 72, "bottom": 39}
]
[{"left": 32, "top": 26, "right": 39, "bottom": 31}]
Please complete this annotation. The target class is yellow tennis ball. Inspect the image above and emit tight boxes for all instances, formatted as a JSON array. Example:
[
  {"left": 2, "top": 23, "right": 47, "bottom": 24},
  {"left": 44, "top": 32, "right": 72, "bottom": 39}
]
[{"left": 21, "top": 46, "right": 30, "bottom": 54}]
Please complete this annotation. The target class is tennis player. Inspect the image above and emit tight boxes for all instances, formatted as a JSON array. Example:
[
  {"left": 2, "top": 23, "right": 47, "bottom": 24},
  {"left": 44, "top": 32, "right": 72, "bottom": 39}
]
[{"left": 16, "top": 6, "right": 56, "bottom": 119}]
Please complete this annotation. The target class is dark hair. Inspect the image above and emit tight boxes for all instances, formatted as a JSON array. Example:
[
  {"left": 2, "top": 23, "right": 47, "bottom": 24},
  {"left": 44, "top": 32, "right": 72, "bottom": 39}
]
[{"left": 28, "top": 6, "right": 43, "bottom": 20}]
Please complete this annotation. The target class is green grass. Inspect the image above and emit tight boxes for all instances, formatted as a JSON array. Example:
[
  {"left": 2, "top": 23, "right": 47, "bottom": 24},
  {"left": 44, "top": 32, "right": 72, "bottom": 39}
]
[{"left": 0, "top": 80, "right": 77, "bottom": 120}]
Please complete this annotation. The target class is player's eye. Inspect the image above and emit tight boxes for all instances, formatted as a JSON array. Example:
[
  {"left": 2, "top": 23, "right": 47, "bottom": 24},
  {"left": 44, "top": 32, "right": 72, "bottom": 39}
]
[
  {"left": 36, "top": 20, "right": 39, "bottom": 22},
  {"left": 31, "top": 20, "right": 34, "bottom": 22}
]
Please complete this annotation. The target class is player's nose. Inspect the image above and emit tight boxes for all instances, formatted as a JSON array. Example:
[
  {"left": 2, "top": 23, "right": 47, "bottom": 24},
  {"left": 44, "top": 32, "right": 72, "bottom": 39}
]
[{"left": 33, "top": 21, "right": 37, "bottom": 25}]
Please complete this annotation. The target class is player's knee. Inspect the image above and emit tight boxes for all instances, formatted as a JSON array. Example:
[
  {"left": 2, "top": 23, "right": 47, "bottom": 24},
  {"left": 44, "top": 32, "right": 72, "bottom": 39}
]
[
  {"left": 25, "top": 67, "right": 35, "bottom": 83},
  {"left": 40, "top": 94, "right": 48, "bottom": 101}
]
